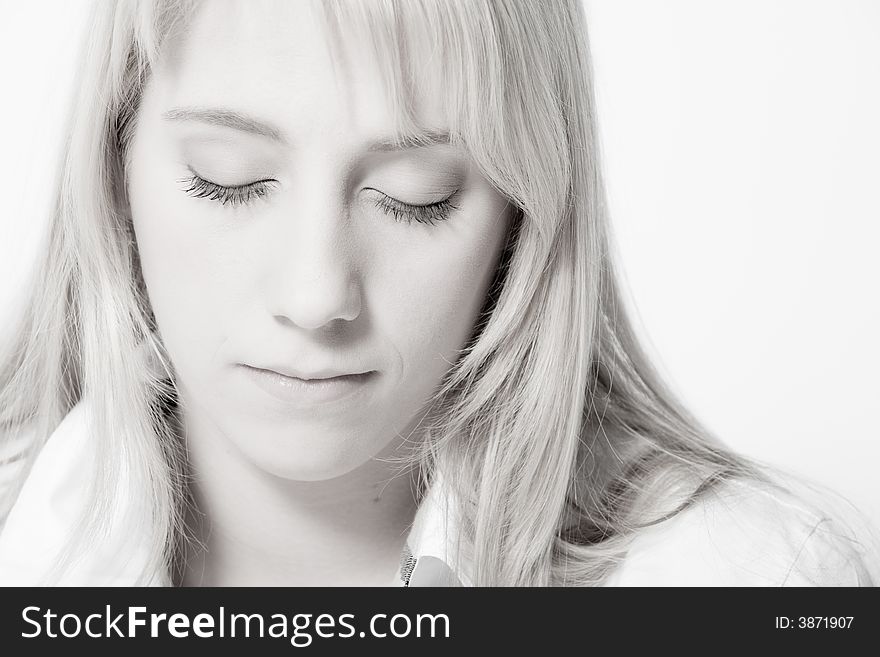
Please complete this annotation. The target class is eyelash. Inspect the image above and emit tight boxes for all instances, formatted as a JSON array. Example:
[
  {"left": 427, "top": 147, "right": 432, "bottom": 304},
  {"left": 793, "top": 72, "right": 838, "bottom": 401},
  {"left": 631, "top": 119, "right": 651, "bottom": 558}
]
[
  {"left": 178, "top": 173, "right": 276, "bottom": 207},
  {"left": 178, "top": 172, "right": 458, "bottom": 225},
  {"left": 371, "top": 193, "right": 458, "bottom": 226}
]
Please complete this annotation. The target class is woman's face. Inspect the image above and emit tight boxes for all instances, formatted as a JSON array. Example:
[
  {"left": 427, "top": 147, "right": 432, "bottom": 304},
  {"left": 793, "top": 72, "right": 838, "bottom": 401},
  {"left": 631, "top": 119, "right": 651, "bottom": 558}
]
[{"left": 127, "top": 1, "right": 511, "bottom": 480}]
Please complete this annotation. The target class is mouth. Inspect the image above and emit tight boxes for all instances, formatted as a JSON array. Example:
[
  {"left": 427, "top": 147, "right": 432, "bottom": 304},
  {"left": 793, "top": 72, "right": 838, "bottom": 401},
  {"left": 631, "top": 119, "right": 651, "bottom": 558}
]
[{"left": 239, "top": 364, "right": 376, "bottom": 407}]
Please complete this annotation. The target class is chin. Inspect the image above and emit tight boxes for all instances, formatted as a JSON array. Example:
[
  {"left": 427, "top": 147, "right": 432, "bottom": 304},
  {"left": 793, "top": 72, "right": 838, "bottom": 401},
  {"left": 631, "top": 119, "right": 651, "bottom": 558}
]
[{"left": 239, "top": 430, "right": 385, "bottom": 482}]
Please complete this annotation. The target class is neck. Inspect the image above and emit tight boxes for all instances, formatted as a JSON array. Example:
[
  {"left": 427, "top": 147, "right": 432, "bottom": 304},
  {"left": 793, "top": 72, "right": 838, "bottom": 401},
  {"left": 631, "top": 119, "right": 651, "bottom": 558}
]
[{"left": 174, "top": 409, "right": 422, "bottom": 587}]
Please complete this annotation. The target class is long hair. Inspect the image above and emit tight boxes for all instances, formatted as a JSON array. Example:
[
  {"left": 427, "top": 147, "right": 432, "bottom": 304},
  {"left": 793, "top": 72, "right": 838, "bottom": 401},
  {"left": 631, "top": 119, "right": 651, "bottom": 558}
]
[{"left": 1, "top": 0, "right": 877, "bottom": 586}]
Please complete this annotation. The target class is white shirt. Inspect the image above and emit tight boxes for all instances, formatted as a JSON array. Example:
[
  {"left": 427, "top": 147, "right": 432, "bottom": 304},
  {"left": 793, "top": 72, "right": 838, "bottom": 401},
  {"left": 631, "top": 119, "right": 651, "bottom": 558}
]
[{"left": 0, "top": 398, "right": 871, "bottom": 586}]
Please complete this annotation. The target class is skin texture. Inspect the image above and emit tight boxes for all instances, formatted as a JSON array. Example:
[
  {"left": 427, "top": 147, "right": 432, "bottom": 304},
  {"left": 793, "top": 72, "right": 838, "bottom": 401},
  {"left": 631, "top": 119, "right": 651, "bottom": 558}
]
[{"left": 126, "top": 0, "right": 511, "bottom": 584}]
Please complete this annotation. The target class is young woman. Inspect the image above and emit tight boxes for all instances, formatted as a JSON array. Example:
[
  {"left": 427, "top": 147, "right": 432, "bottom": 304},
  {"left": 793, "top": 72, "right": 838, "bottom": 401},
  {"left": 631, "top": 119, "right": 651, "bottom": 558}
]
[{"left": 0, "top": 0, "right": 876, "bottom": 586}]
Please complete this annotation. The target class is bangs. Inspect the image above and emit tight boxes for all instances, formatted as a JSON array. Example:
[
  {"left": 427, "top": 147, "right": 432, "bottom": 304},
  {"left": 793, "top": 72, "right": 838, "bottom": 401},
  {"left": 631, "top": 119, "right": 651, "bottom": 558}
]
[
  {"left": 316, "top": 0, "right": 513, "bottom": 154},
  {"left": 134, "top": 0, "right": 496, "bottom": 147}
]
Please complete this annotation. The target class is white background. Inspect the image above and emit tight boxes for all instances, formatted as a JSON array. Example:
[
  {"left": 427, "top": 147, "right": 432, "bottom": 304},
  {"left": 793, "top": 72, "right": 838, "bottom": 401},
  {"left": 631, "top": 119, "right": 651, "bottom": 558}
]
[{"left": 1, "top": 1, "right": 878, "bottom": 527}]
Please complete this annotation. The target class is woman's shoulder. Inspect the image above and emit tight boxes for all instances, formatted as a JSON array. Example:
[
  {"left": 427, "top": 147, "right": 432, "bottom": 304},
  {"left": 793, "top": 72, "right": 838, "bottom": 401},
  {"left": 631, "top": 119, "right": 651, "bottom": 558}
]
[
  {"left": 0, "top": 400, "right": 93, "bottom": 580},
  {"left": 0, "top": 397, "right": 165, "bottom": 585},
  {"left": 0, "top": 402, "right": 90, "bottom": 503},
  {"left": 604, "top": 477, "right": 875, "bottom": 586},
  {"left": 0, "top": 431, "right": 29, "bottom": 532}
]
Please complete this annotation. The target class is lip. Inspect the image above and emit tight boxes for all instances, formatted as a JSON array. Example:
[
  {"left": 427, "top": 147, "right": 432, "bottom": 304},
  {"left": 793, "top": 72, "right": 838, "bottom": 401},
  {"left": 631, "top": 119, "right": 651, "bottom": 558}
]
[{"left": 240, "top": 364, "right": 376, "bottom": 408}]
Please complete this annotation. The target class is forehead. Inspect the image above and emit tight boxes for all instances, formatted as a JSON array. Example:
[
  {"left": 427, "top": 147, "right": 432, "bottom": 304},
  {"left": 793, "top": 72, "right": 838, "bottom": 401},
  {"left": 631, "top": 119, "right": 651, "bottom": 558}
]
[{"left": 153, "top": 0, "right": 449, "bottom": 142}]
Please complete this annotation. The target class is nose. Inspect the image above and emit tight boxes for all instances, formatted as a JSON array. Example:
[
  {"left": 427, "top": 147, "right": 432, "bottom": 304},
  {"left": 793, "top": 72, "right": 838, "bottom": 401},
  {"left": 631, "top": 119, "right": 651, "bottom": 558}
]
[{"left": 266, "top": 202, "right": 362, "bottom": 331}]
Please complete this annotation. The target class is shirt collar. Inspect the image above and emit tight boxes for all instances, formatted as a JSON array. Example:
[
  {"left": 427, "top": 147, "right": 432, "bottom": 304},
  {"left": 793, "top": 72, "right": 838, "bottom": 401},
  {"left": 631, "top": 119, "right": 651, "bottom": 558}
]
[
  {"left": 397, "top": 467, "right": 467, "bottom": 587},
  {"left": 0, "top": 397, "right": 468, "bottom": 586}
]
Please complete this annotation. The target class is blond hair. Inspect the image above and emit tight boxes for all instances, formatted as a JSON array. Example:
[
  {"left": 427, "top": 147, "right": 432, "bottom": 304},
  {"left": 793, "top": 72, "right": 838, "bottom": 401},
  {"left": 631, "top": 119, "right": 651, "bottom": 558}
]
[{"left": 2, "top": 0, "right": 876, "bottom": 586}]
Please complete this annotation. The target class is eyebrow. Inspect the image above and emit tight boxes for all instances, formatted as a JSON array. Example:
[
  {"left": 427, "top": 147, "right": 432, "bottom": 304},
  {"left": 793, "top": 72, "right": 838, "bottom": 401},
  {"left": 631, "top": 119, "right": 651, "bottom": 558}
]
[
  {"left": 162, "top": 106, "right": 451, "bottom": 152},
  {"left": 162, "top": 107, "right": 287, "bottom": 143}
]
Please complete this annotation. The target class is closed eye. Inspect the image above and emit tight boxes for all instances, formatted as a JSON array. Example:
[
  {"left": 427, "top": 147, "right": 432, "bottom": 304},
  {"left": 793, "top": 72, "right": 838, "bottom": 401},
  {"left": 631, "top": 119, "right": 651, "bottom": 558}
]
[
  {"left": 368, "top": 189, "right": 459, "bottom": 226},
  {"left": 176, "top": 170, "right": 458, "bottom": 224},
  {"left": 178, "top": 169, "right": 278, "bottom": 207}
]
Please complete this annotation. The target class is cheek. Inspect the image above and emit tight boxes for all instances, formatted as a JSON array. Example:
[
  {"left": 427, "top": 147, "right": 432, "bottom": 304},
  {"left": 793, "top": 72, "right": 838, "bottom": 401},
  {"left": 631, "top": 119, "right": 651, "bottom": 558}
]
[
  {"left": 372, "top": 214, "right": 508, "bottom": 377},
  {"left": 129, "top": 160, "right": 247, "bottom": 370}
]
